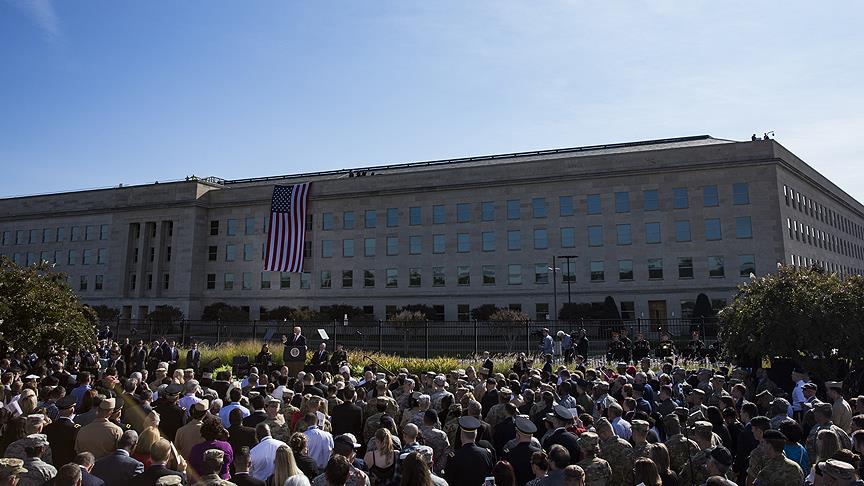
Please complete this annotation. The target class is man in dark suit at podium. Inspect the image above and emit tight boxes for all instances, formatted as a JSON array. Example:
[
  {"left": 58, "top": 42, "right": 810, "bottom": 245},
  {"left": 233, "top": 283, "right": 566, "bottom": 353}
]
[{"left": 282, "top": 326, "right": 306, "bottom": 377}]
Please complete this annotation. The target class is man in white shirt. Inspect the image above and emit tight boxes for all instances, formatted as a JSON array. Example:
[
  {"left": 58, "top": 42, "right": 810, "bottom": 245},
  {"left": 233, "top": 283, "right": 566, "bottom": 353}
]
[
  {"left": 303, "top": 412, "right": 334, "bottom": 470},
  {"left": 178, "top": 380, "right": 202, "bottom": 416},
  {"left": 249, "top": 422, "right": 288, "bottom": 481},
  {"left": 791, "top": 369, "right": 808, "bottom": 418}
]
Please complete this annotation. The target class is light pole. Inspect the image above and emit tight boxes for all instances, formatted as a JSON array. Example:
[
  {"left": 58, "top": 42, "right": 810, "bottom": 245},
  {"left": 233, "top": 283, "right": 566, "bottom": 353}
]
[
  {"left": 549, "top": 256, "right": 559, "bottom": 322},
  {"left": 559, "top": 255, "right": 579, "bottom": 307}
]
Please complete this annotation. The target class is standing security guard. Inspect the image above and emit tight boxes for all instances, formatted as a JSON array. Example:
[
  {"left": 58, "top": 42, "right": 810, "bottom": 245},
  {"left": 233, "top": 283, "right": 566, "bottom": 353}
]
[
  {"left": 503, "top": 416, "right": 540, "bottom": 486},
  {"left": 445, "top": 416, "right": 494, "bottom": 486}
]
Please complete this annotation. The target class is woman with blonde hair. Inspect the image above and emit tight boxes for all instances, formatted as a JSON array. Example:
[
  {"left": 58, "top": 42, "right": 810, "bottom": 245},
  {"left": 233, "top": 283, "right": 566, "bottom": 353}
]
[
  {"left": 364, "top": 428, "right": 396, "bottom": 485},
  {"left": 133, "top": 410, "right": 162, "bottom": 469},
  {"left": 172, "top": 369, "right": 185, "bottom": 385},
  {"left": 267, "top": 444, "right": 304, "bottom": 486}
]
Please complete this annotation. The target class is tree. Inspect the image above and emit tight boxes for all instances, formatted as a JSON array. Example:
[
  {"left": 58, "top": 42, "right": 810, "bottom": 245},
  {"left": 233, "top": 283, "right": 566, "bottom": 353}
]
[
  {"left": 89, "top": 305, "right": 120, "bottom": 321},
  {"left": 147, "top": 305, "right": 184, "bottom": 322},
  {"left": 397, "top": 305, "right": 436, "bottom": 320},
  {"left": 602, "top": 296, "right": 621, "bottom": 320},
  {"left": 0, "top": 257, "right": 96, "bottom": 353},
  {"left": 200, "top": 302, "right": 249, "bottom": 321},
  {"left": 289, "top": 307, "right": 321, "bottom": 321},
  {"left": 471, "top": 304, "right": 499, "bottom": 321},
  {"left": 692, "top": 293, "right": 714, "bottom": 319},
  {"left": 558, "top": 302, "right": 605, "bottom": 321},
  {"left": 719, "top": 265, "right": 864, "bottom": 373},
  {"left": 487, "top": 308, "right": 530, "bottom": 353},
  {"left": 489, "top": 309, "right": 530, "bottom": 322},
  {"left": 264, "top": 306, "right": 295, "bottom": 321},
  {"left": 319, "top": 305, "right": 366, "bottom": 321}
]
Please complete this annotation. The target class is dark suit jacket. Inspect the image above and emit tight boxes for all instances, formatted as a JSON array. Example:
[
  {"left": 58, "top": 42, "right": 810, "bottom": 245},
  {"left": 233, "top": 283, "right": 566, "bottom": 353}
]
[
  {"left": 232, "top": 472, "right": 265, "bottom": 486},
  {"left": 131, "top": 348, "right": 147, "bottom": 372},
  {"left": 733, "top": 423, "right": 757, "bottom": 476},
  {"left": 331, "top": 402, "right": 364, "bottom": 440},
  {"left": 311, "top": 350, "right": 329, "bottom": 367},
  {"left": 242, "top": 410, "right": 267, "bottom": 428},
  {"left": 45, "top": 468, "right": 105, "bottom": 486},
  {"left": 91, "top": 450, "right": 145, "bottom": 486},
  {"left": 44, "top": 416, "right": 79, "bottom": 467},
  {"left": 109, "top": 358, "right": 126, "bottom": 377},
  {"left": 227, "top": 424, "right": 258, "bottom": 453},
  {"left": 129, "top": 464, "right": 187, "bottom": 486},
  {"left": 542, "top": 428, "right": 581, "bottom": 464},
  {"left": 186, "top": 349, "right": 201, "bottom": 370},
  {"left": 290, "top": 334, "right": 307, "bottom": 347}
]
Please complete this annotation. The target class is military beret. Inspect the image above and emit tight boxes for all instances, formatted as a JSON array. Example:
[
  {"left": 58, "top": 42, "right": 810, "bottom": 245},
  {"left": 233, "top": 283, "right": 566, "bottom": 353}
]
[
  {"left": 515, "top": 415, "right": 537, "bottom": 434},
  {"left": 204, "top": 449, "right": 224, "bottom": 462},
  {"left": 156, "top": 476, "right": 183, "bottom": 486},
  {"left": 0, "top": 458, "right": 27, "bottom": 476},
  {"left": 817, "top": 459, "right": 857, "bottom": 480},
  {"left": 458, "top": 416, "right": 481, "bottom": 432},
  {"left": 56, "top": 395, "right": 77, "bottom": 410},
  {"left": 631, "top": 419, "right": 650, "bottom": 433},
  {"left": 709, "top": 446, "right": 733, "bottom": 467},
  {"left": 825, "top": 381, "right": 843, "bottom": 390},
  {"left": 577, "top": 431, "right": 600, "bottom": 449}
]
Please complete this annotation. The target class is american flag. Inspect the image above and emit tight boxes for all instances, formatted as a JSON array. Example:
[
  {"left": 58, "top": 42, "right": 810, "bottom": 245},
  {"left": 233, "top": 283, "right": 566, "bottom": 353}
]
[{"left": 264, "top": 183, "right": 311, "bottom": 272}]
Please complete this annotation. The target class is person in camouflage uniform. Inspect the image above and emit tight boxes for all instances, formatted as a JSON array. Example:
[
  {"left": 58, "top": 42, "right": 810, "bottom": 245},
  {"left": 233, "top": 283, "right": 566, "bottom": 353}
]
[
  {"left": 195, "top": 449, "right": 237, "bottom": 486},
  {"left": 805, "top": 403, "right": 851, "bottom": 462},
  {"left": 630, "top": 419, "right": 655, "bottom": 459},
  {"left": 662, "top": 414, "right": 699, "bottom": 473},
  {"left": 485, "top": 388, "right": 514, "bottom": 429},
  {"left": 429, "top": 375, "right": 453, "bottom": 412},
  {"left": 756, "top": 430, "right": 804, "bottom": 486},
  {"left": 420, "top": 410, "right": 450, "bottom": 474},
  {"left": 576, "top": 432, "right": 611, "bottom": 486},
  {"left": 746, "top": 416, "right": 771, "bottom": 486},
  {"left": 262, "top": 397, "right": 291, "bottom": 443},
  {"left": 678, "top": 421, "right": 714, "bottom": 486},
  {"left": 595, "top": 418, "right": 633, "bottom": 486}
]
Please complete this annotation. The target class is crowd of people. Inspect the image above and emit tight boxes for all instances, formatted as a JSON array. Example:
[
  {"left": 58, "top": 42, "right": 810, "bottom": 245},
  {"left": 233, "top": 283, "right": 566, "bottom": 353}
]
[{"left": 0, "top": 326, "right": 863, "bottom": 486}]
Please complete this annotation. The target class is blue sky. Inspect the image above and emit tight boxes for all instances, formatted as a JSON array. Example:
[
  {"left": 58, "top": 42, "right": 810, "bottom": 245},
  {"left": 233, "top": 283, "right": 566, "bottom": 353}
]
[{"left": 2, "top": 1, "right": 863, "bottom": 200}]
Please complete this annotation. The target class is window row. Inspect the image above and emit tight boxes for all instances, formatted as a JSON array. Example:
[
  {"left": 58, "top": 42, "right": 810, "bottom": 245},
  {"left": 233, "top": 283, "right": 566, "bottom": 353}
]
[
  {"left": 788, "top": 254, "right": 863, "bottom": 278},
  {"left": 784, "top": 185, "right": 864, "bottom": 240},
  {"left": 788, "top": 218, "right": 864, "bottom": 261},
  {"left": 3, "top": 248, "right": 110, "bottom": 267},
  {"left": 128, "top": 273, "right": 171, "bottom": 291},
  {"left": 1, "top": 224, "right": 110, "bottom": 246}
]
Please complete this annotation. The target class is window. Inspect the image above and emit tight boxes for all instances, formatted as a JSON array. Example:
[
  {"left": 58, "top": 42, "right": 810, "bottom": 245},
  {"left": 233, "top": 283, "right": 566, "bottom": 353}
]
[
  {"left": 322, "top": 212, "right": 334, "bottom": 230},
  {"left": 432, "top": 205, "right": 445, "bottom": 224},
  {"left": 536, "top": 303, "right": 550, "bottom": 321},
  {"left": 433, "top": 267, "right": 445, "bottom": 286},
  {"left": 94, "top": 274, "right": 104, "bottom": 291},
  {"left": 386, "top": 237, "right": 398, "bottom": 256},
  {"left": 481, "top": 201, "right": 495, "bottom": 221},
  {"left": 409, "top": 207, "right": 422, "bottom": 225},
  {"left": 165, "top": 246, "right": 172, "bottom": 262},
  {"left": 559, "top": 196, "right": 574, "bottom": 217},
  {"left": 227, "top": 219, "right": 237, "bottom": 236},
  {"left": 409, "top": 268, "right": 421, "bottom": 287},
  {"left": 149, "top": 247, "right": 155, "bottom": 262},
  {"left": 563, "top": 260, "right": 577, "bottom": 283},
  {"left": 533, "top": 229, "right": 548, "bottom": 249},
  {"left": 678, "top": 257, "right": 694, "bottom": 279},
  {"left": 733, "top": 183, "right": 750, "bottom": 205},
  {"left": 67, "top": 250, "right": 77, "bottom": 265},
  {"left": 130, "top": 274, "right": 138, "bottom": 290},
  {"left": 457, "top": 203, "right": 471, "bottom": 223},
  {"left": 735, "top": 217, "right": 753, "bottom": 238},
  {"left": 507, "top": 200, "right": 521, "bottom": 220},
  {"left": 342, "top": 270, "right": 353, "bottom": 287},
  {"left": 409, "top": 235, "right": 422, "bottom": 255},
  {"left": 507, "top": 230, "right": 521, "bottom": 251},
  {"left": 238, "top": 272, "right": 251, "bottom": 290},
  {"left": 80, "top": 275, "right": 88, "bottom": 291},
  {"left": 588, "top": 225, "right": 603, "bottom": 246},
  {"left": 586, "top": 194, "right": 601, "bottom": 215},
  {"left": 210, "top": 220, "right": 219, "bottom": 235},
  {"left": 343, "top": 239, "right": 354, "bottom": 257},
  {"left": 261, "top": 273, "right": 271, "bottom": 289},
  {"left": 534, "top": 264, "right": 549, "bottom": 284},
  {"left": 386, "top": 208, "right": 398, "bottom": 227},
  {"left": 133, "top": 248, "right": 139, "bottom": 263},
  {"left": 532, "top": 197, "right": 547, "bottom": 218},
  {"left": 224, "top": 273, "right": 235, "bottom": 290},
  {"left": 82, "top": 249, "right": 94, "bottom": 265},
  {"left": 225, "top": 244, "right": 236, "bottom": 262},
  {"left": 739, "top": 254, "right": 756, "bottom": 277},
  {"left": 433, "top": 234, "right": 445, "bottom": 254},
  {"left": 616, "top": 224, "right": 632, "bottom": 245},
  {"left": 705, "top": 218, "right": 722, "bottom": 241},
  {"left": 97, "top": 248, "right": 107, "bottom": 265},
  {"left": 675, "top": 221, "right": 691, "bottom": 242},
  {"left": 457, "top": 266, "right": 470, "bottom": 286},
  {"left": 703, "top": 185, "right": 719, "bottom": 207},
  {"left": 57, "top": 227, "right": 66, "bottom": 242},
  {"left": 615, "top": 192, "right": 630, "bottom": 213},
  {"left": 343, "top": 211, "right": 355, "bottom": 229},
  {"left": 458, "top": 304, "right": 471, "bottom": 321},
  {"left": 365, "top": 210, "right": 377, "bottom": 229},
  {"left": 280, "top": 273, "right": 291, "bottom": 289},
  {"left": 206, "top": 245, "right": 218, "bottom": 262},
  {"left": 457, "top": 233, "right": 470, "bottom": 253},
  {"left": 312, "top": 270, "right": 328, "bottom": 289},
  {"left": 618, "top": 260, "right": 633, "bottom": 280},
  {"left": 620, "top": 302, "right": 636, "bottom": 319},
  {"left": 30, "top": 229, "right": 41, "bottom": 244},
  {"left": 244, "top": 243, "right": 255, "bottom": 261},
  {"left": 363, "top": 269, "right": 375, "bottom": 287},
  {"left": 300, "top": 272, "right": 310, "bottom": 289},
  {"left": 364, "top": 238, "right": 376, "bottom": 257},
  {"left": 681, "top": 300, "right": 695, "bottom": 319},
  {"left": 641, "top": 222, "right": 660, "bottom": 244},
  {"left": 561, "top": 227, "right": 576, "bottom": 248},
  {"left": 482, "top": 265, "right": 496, "bottom": 285},
  {"left": 245, "top": 217, "right": 256, "bottom": 235},
  {"left": 1, "top": 231, "right": 10, "bottom": 245},
  {"left": 673, "top": 188, "right": 689, "bottom": 209},
  {"left": 590, "top": 261, "right": 604, "bottom": 281},
  {"left": 482, "top": 232, "right": 495, "bottom": 252},
  {"left": 648, "top": 258, "right": 663, "bottom": 279},
  {"left": 708, "top": 256, "right": 725, "bottom": 277},
  {"left": 321, "top": 240, "right": 333, "bottom": 258},
  {"left": 508, "top": 264, "right": 522, "bottom": 285},
  {"left": 70, "top": 227, "right": 81, "bottom": 242}
]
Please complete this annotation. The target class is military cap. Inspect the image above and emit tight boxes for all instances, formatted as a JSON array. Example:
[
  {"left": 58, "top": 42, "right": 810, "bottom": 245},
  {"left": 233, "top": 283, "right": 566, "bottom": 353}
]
[
  {"left": 192, "top": 400, "right": 210, "bottom": 412},
  {"left": 156, "top": 476, "right": 183, "bottom": 486},
  {"left": 335, "top": 433, "right": 362, "bottom": 449},
  {"left": 550, "top": 404, "right": 574, "bottom": 421},
  {"left": 19, "top": 389, "right": 36, "bottom": 399},
  {"left": 693, "top": 421, "right": 713, "bottom": 434},
  {"left": 663, "top": 413, "right": 680, "bottom": 424},
  {"left": 266, "top": 396, "right": 281, "bottom": 405},
  {"left": 594, "top": 380, "right": 610, "bottom": 389},
  {"left": 770, "top": 397, "right": 790, "bottom": 411},
  {"left": 56, "top": 395, "right": 77, "bottom": 410},
  {"left": 204, "top": 449, "right": 225, "bottom": 462},
  {"left": 24, "top": 374, "right": 40, "bottom": 381},
  {"left": 631, "top": 419, "right": 650, "bottom": 433},
  {"left": 755, "top": 390, "right": 773, "bottom": 400},
  {"left": 815, "top": 402, "right": 833, "bottom": 415},
  {"left": 817, "top": 459, "right": 857, "bottom": 480},
  {"left": 515, "top": 415, "right": 537, "bottom": 434},
  {"left": 709, "top": 446, "right": 734, "bottom": 467},
  {"left": 399, "top": 445, "right": 433, "bottom": 461},
  {"left": 458, "top": 416, "right": 482, "bottom": 432},
  {"left": 577, "top": 432, "right": 600, "bottom": 449},
  {"left": 499, "top": 387, "right": 513, "bottom": 396},
  {"left": 595, "top": 417, "right": 612, "bottom": 431},
  {"left": 449, "top": 403, "right": 463, "bottom": 414},
  {"left": 156, "top": 366, "right": 167, "bottom": 372},
  {"left": 616, "top": 362, "right": 628, "bottom": 369},
  {"left": 0, "top": 458, "right": 27, "bottom": 476},
  {"left": 410, "top": 391, "right": 422, "bottom": 400},
  {"left": 711, "top": 375, "right": 726, "bottom": 382},
  {"left": 165, "top": 383, "right": 183, "bottom": 396},
  {"left": 803, "top": 382, "right": 818, "bottom": 390},
  {"left": 691, "top": 388, "right": 705, "bottom": 397},
  {"left": 825, "top": 381, "right": 843, "bottom": 390},
  {"left": 99, "top": 397, "right": 117, "bottom": 410},
  {"left": 25, "top": 414, "right": 46, "bottom": 427},
  {"left": 762, "top": 430, "right": 786, "bottom": 442},
  {"left": 21, "top": 435, "right": 49, "bottom": 448}
]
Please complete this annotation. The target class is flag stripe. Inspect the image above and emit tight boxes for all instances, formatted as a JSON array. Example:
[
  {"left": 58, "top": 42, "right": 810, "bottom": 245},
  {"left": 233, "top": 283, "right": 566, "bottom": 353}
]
[{"left": 263, "top": 183, "right": 310, "bottom": 273}]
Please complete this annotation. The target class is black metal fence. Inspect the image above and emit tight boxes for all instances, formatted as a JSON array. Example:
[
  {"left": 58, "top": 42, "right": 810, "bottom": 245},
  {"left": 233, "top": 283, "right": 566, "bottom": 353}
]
[{"left": 105, "top": 317, "right": 719, "bottom": 359}]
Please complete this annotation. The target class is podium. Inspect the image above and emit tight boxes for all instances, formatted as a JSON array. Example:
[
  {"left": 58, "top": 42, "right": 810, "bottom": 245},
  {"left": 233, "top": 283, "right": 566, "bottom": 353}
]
[{"left": 284, "top": 344, "right": 307, "bottom": 377}]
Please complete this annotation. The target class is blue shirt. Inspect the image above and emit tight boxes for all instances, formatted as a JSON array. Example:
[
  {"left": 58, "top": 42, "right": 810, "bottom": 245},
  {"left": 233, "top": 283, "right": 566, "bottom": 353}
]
[
  {"left": 71, "top": 385, "right": 91, "bottom": 408},
  {"left": 218, "top": 402, "right": 250, "bottom": 425},
  {"left": 542, "top": 335, "right": 554, "bottom": 355}
]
